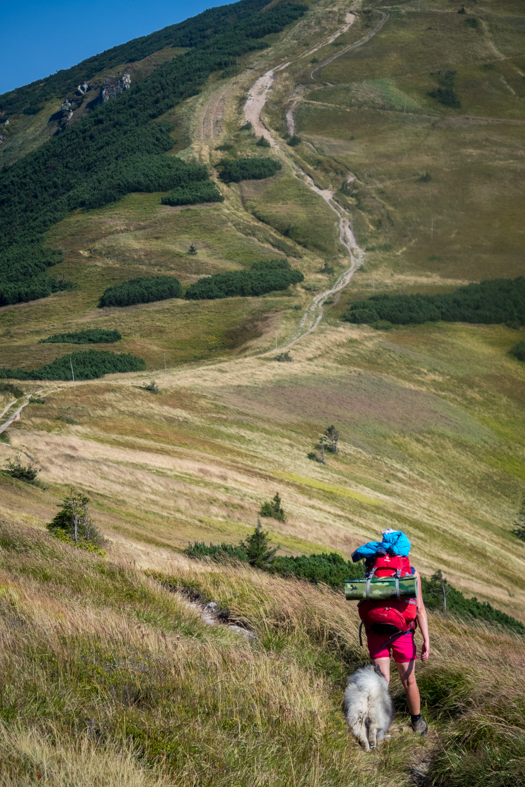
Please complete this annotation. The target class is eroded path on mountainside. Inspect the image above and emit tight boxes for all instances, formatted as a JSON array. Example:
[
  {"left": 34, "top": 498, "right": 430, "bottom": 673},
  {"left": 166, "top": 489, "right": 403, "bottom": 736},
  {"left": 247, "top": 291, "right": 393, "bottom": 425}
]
[
  {"left": 0, "top": 389, "right": 49, "bottom": 435},
  {"left": 243, "top": 10, "right": 389, "bottom": 351}
]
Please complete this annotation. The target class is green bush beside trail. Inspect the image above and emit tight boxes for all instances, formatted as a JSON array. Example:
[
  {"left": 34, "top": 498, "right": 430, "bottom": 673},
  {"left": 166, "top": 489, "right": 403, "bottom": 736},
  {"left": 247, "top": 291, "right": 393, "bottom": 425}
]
[
  {"left": 510, "top": 341, "right": 525, "bottom": 362},
  {"left": 343, "top": 277, "right": 525, "bottom": 326},
  {"left": 271, "top": 553, "right": 365, "bottom": 586},
  {"left": 218, "top": 156, "right": 282, "bottom": 182},
  {"left": 99, "top": 276, "right": 182, "bottom": 307},
  {"left": 185, "top": 259, "right": 303, "bottom": 300},
  {"left": 161, "top": 181, "right": 224, "bottom": 206},
  {"left": 183, "top": 538, "right": 364, "bottom": 587},
  {"left": 40, "top": 329, "right": 122, "bottom": 344},
  {"left": 0, "top": 350, "right": 146, "bottom": 381},
  {"left": 421, "top": 571, "right": 525, "bottom": 636}
]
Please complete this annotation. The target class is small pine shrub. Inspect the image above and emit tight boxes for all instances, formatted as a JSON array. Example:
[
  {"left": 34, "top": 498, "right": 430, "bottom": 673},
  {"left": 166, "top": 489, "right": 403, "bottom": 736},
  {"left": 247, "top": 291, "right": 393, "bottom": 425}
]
[
  {"left": 287, "top": 135, "right": 302, "bottom": 147},
  {"left": 242, "top": 519, "right": 278, "bottom": 568},
  {"left": 274, "top": 351, "right": 293, "bottom": 362},
  {"left": 183, "top": 541, "right": 248, "bottom": 562},
  {"left": 260, "top": 493, "right": 286, "bottom": 522},
  {"left": 512, "top": 499, "right": 525, "bottom": 542},
  {"left": 3, "top": 455, "right": 39, "bottom": 483},
  {"left": 256, "top": 136, "right": 271, "bottom": 148},
  {"left": 510, "top": 341, "right": 525, "bottom": 362},
  {"left": 0, "top": 382, "right": 24, "bottom": 398},
  {"left": 47, "top": 489, "right": 106, "bottom": 551}
]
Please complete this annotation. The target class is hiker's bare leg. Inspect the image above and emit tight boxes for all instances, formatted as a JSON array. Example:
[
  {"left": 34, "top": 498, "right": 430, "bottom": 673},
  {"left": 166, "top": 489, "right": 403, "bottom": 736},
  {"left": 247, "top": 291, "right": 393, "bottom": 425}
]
[
  {"left": 372, "top": 657, "right": 390, "bottom": 684},
  {"left": 396, "top": 660, "right": 420, "bottom": 715}
]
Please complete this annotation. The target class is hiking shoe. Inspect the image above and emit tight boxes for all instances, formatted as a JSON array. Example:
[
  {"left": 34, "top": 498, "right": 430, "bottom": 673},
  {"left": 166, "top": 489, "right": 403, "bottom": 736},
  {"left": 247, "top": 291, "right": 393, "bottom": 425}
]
[{"left": 411, "top": 715, "right": 428, "bottom": 736}]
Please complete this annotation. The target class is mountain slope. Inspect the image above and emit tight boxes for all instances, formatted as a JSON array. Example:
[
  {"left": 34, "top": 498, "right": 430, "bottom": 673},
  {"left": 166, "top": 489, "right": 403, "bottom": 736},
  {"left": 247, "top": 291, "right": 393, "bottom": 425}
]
[{"left": 1, "top": 1, "right": 525, "bottom": 784}]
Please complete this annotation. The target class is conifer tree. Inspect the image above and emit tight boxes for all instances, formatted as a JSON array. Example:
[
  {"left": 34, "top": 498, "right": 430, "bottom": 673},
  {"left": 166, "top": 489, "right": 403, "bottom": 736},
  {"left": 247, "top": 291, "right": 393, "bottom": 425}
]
[
  {"left": 512, "top": 499, "right": 525, "bottom": 542},
  {"left": 242, "top": 519, "right": 278, "bottom": 568},
  {"left": 260, "top": 493, "right": 286, "bottom": 521},
  {"left": 47, "top": 489, "right": 105, "bottom": 548}
]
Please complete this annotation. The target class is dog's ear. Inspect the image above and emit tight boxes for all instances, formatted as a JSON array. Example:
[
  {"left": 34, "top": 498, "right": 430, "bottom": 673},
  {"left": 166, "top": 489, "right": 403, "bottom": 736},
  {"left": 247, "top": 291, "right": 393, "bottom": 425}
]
[{"left": 373, "top": 664, "right": 384, "bottom": 678}]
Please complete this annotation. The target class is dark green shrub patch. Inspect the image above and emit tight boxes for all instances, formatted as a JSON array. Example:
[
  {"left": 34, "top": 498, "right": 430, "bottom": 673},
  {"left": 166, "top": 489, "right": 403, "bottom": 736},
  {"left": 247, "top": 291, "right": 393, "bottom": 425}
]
[
  {"left": 2, "top": 455, "right": 39, "bottom": 483},
  {"left": 40, "top": 329, "right": 122, "bottom": 344},
  {"left": 218, "top": 156, "right": 282, "bottom": 182},
  {"left": 421, "top": 571, "right": 525, "bottom": 635},
  {"left": 99, "top": 276, "right": 182, "bottom": 307},
  {"left": 184, "top": 522, "right": 365, "bottom": 587},
  {"left": 0, "top": 382, "right": 24, "bottom": 398},
  {"left": 184, "top": 541, "right": 249, "bottom": 562},
  {"left": 47, "top": 490, "right": 106, "bottom": 552},
  {"left": 0, "top": 350, "right": 146, "bottom": 381},
  {"left": 161, "top": 181, "right": 224, "bottom": 206},
  {"left": 185, "top": 259, "right": 303, "bottom": 300},
  {"left": 66, "top": 155, "right": 208, "bottom": 212},
  {"left": 271, "top": 553, "right": 364, "bottom": 587},
  {"left": 260, "top": 493, "right": 286, "bottom": 522},
  {"left": 510, "top": 341, "right": 525, "bottom": 362},
  {"left": 428, "top": 69, "right": 461, "bottom": 108},
  {"left": 343, "top": 278, "right": 525, "bottom": 326}
]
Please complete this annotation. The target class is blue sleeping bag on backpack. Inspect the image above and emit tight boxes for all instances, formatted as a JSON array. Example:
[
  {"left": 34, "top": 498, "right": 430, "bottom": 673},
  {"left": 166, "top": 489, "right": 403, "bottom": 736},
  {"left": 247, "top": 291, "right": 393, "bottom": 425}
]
[{"left": 351, "top": 529, "right": 411, "bottom": 563}]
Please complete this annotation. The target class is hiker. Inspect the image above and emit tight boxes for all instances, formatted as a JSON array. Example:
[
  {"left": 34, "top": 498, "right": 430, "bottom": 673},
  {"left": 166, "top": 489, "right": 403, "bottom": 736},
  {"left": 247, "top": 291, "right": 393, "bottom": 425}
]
[{"left": 351, "top": 529, "right": 430, "bottom": 736}]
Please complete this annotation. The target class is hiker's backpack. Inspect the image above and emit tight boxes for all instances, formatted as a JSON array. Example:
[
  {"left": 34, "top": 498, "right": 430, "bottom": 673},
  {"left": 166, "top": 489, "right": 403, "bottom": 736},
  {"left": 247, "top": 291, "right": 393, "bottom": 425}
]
[{"left": 358, "top": 554, "right": 418, "bottom": 637}]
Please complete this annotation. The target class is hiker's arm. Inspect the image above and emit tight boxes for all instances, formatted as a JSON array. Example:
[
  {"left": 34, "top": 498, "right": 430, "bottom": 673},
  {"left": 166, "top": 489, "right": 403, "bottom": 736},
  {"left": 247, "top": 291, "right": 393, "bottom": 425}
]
[{"left": 415, "top": 571, "right": 430, "bottom": 661}]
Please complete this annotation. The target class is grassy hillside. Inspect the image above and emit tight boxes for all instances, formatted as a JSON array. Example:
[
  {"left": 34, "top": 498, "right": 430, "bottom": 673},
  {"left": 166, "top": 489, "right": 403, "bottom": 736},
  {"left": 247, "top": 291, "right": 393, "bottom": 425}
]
[
  {"left": 1, "top": 1, "right": 525, "bottom": 783},
  {"left": 1, "top": 320, "right": 524, "bottom": 618},
  {"left": 0, "top": 517, "right": 523, "bottom": 786},
  {"left": 289, "top": 0, "right": 525, "bottom": 286}
]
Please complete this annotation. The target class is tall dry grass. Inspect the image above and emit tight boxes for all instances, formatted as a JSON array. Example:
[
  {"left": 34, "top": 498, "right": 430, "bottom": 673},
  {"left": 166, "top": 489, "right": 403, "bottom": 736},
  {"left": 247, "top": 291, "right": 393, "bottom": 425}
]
[{"left": 1, "top": 518, "right": 523, "bottom": 785}]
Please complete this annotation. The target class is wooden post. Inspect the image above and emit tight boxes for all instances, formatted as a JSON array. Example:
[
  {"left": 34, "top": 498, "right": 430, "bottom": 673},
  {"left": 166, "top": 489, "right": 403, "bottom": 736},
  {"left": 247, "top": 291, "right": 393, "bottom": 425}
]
[{"left": 70, "top": 358, "right": 75, "bottom": 390}]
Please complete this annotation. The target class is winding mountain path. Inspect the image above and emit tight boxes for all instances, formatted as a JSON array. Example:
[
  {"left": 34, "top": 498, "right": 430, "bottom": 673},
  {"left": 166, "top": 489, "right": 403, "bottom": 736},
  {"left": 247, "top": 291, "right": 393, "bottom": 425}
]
[
  {"left": 243, "top": 9, "right": 390, "bottom": 351},
  {"left": 0, "top": 389, "right": 47, "bottom": 435}
]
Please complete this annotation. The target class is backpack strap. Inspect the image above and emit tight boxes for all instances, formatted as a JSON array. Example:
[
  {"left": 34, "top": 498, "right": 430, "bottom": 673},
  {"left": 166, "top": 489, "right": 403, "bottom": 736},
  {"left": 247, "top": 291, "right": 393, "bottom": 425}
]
[
  {"left": 365, "top": 566, "right": 376, "bottom": 599},
  {"left": 395, "top": 568, "right": 401, "bottom": 599}
]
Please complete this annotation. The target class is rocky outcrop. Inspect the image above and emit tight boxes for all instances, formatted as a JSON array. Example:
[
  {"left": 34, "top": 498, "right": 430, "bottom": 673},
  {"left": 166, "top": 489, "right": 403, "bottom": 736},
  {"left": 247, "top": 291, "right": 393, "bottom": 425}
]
[
  {"left": 0, "top": 133, "right": 6, "bottom": 146},
  {"left": 99, "top": 71, "right": 131, "bottom": 103}
]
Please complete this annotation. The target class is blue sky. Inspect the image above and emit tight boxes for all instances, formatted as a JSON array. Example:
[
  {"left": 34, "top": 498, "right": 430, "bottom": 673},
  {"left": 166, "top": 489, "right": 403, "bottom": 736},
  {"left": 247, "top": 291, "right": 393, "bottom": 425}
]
[{"left": 0, "top": 0, "right": 228, "bottom": 94}]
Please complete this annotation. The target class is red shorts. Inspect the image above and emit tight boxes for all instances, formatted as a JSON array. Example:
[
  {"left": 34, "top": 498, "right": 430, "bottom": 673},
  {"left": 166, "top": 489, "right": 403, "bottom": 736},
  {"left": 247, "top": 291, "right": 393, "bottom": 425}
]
[{"left": 366, "top": 630, "right": 417, "bottom": 663}]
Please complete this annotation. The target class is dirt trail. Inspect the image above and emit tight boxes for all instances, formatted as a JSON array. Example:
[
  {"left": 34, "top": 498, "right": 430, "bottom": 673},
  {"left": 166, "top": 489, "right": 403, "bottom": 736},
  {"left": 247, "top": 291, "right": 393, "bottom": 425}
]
[
  {"left": 243, "top": 9, "right": 391, "bottom": 351},
  {"left": 0, "top": 400, "right": 18, "bottom": 422},
  {"left": 0, "top": 396, "right": 32, "bottom": 435},
  {"left": 0, "top": 389, "right": 47, "bottom": 435},
  {"left": 310, "top": 11, "right": 388, "bottom": 80}
]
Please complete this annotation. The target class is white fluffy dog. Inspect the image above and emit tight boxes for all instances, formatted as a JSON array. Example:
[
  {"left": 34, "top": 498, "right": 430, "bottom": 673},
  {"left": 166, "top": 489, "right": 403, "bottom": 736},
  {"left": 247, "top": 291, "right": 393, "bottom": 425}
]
[{"left": 343, "top": 664, "right": 394, "bottom": 752}]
